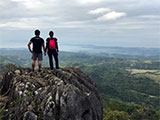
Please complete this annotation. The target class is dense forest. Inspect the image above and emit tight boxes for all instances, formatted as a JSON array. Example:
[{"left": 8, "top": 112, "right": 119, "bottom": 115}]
[{"left": 0, "top": 49, "right": 160, "bottom": 120}]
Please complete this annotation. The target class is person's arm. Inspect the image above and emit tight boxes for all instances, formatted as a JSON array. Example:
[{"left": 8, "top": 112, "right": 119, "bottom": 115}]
[
  {"left": 45, "top": 38, "right": 49, "bottom": 52},
  {"left": 42, "top": 42, "right": 46, "bottom": 56},
  {"left": 55, "top": 38, "right": 59, "bottom": 53},
  {"left": 27, "top": 41, "right": 32, "bottom": 53}
]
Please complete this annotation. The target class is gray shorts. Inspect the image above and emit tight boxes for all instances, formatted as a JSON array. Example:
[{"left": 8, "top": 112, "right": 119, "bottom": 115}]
[{"left": 32, "top": 53, "right": 43, "bottom": 61}]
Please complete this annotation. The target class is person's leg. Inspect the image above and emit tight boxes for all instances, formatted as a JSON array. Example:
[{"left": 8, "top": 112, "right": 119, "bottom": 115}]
[
  {"left": 31, "top": 53, "right": 37, "bottom": 71},
  {"left": 48, "top": 51, "right": 54, "bottom": 70},
  {"left": 38, "top": 60, "right": 42, "bottom": 71},
  {"left": 53, "top": 51, "right": 59, "bottom": 69},
  {"left": 38, "top": 53, "right": 43, "bottom": 71},
  {"left": 32, "top": 60, "right": 36, "bottom": 71}
]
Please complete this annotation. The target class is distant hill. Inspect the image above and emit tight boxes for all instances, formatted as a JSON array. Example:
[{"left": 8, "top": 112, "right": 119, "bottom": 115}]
[
  {"left": 0, "top": 48, "right": 160, "bottom": 120},
  {"left": 1, "top": 45, "right": 160, "bottom": 60},
  {"left": 61, "top": 44, "right": 160, "bottom": 60}
]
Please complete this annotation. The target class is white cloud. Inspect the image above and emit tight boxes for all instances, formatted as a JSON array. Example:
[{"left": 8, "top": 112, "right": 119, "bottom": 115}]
[
  {"left": 11, "top": 0, "right": 57, "bottom": 9},
  {"left": 88, "top": 8, "right": 111, "bottom": 14},
  {"left": 11, "top": 0, "right": 37, "bottom": 8},
  {"left": 76, "top": 0, "right": 103, "bottom": 5},
  {"left": 97, "top": 11, "right": 127, "bottom": 21},
  {"left": 0, "top": 18, "right": 38, "bottom": 29},
  {"left": 0, "top": 24, "right": 7, "bottom": 27},
  {"left": 139, "top": 15, "right": 160, "bottom": 19}
]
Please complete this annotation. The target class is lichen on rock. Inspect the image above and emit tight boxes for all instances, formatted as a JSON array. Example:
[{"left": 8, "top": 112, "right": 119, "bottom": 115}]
[{"left": 0, "top": 67, "right": 103, "bottom": 120}]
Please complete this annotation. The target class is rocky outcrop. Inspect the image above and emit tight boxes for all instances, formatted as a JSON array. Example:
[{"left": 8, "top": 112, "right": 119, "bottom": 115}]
[{"left": 0, "top": 67, "right": 103, "bottom": 120}]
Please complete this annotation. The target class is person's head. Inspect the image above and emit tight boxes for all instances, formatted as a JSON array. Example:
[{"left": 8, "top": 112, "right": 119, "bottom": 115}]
[
  {"left": 35, "top": 29, "right": 40, "bottom": 36},
  {"left": 49, "top": 31, "right": 54, "bottom": 37}
]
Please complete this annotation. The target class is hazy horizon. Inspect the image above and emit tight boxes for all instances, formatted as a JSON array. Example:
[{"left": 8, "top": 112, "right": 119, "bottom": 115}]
[
  {"left": 0, "top": 43, "right": 160, "bottom": 49},
  {"left": 0, "top": 0, "right": 159, "bottom": 48}
]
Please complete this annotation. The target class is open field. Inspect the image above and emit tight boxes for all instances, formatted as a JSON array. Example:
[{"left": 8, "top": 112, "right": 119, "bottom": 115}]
[{"left": 126, "top": 69, "right": 160, "bottom": 75}]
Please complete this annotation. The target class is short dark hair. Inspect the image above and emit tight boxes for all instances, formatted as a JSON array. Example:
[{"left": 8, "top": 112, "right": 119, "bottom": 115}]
[
  {"left": 35, "top": 29, "right": 40, "bottom": 36},
  {"left": 49, "top": 31, "right": 54, "bottom": 36}
]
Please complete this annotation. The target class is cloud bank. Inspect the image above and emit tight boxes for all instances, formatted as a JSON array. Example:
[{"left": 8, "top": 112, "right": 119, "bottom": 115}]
[{"left": 0, "top": 0, "right": 159, "bottom": 48}]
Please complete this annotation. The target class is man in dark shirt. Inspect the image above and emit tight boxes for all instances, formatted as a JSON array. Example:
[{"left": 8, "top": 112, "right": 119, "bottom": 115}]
[
  {"left": 28, "top": 29, "right": 46, "bottom": 71},
  {"left": 45, "top": 31, "right": 59, "bottom": 70}
]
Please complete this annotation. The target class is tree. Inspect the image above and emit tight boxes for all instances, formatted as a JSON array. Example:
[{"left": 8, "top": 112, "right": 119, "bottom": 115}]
[{"left": 104, "top": 110, "right": 130, "bottom": 120}]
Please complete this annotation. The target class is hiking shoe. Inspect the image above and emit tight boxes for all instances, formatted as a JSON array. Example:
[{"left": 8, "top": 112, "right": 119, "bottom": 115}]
[{"left": 56, "top": 69, "right": 61, "bottom": 72}]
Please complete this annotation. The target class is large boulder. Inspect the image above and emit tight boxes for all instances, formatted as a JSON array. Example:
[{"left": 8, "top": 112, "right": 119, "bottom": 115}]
[{"left": 0, "top": 67, "right": 103, "bottom": 120}]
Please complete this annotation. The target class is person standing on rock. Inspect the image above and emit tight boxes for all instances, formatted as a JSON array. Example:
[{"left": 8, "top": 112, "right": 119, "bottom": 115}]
[
  {"left": 27, "top": 29, "right": 46, "bottom": 72},
  {"left": 45, "top": 31, "right": 60, "bottom": 70}
]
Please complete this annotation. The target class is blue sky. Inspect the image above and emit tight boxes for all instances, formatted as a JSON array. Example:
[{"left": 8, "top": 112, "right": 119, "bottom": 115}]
[{"left": 0, "top": 0, "right": 159, "bottom": 48}]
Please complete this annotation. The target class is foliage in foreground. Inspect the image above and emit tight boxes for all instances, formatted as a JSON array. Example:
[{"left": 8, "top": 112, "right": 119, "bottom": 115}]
[{"left": 103, "top": 100, "right": 160, "bottom": 120}]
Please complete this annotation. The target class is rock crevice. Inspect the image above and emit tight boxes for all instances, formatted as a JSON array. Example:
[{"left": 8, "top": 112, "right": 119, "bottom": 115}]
[{"left": 0, "top": 67, "right": 103, "bottom": 120}]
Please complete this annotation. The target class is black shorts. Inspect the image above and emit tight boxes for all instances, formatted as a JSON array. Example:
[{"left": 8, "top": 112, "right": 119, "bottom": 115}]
[{"left": 32, "top": 53, "right": 43, "bottom": 61}]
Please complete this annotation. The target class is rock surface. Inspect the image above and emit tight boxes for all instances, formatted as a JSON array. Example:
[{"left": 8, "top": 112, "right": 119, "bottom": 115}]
[{"left": 0, "top": 67, "right": 103, "bottom": 120}]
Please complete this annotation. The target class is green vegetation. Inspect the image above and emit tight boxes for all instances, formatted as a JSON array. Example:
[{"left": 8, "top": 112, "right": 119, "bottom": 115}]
[
  {"left": 103, "top": 100, "right": 160, "bottom": 120},
  {"left": 0, "top": 108, "right": 3, "bottom": 120},
  {"left": 0, "top": 49, "right": 160, "bottom": 120},
  {"left": 9, "top": 113, "right": 15, "bottom": 120}
]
